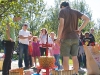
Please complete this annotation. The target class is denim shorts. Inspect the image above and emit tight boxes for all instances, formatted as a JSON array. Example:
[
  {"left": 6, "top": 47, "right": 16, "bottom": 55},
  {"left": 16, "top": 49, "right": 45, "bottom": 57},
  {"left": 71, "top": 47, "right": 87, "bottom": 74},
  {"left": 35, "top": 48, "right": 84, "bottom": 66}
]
[{"left": 60, "top": 39, "right": 79, "bottom": 56}]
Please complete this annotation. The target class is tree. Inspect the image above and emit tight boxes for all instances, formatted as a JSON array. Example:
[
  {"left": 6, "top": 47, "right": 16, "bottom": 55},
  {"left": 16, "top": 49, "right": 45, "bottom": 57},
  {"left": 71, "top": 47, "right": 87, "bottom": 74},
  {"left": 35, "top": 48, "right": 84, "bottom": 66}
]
[
  {"left": 71, "top": 0, "right": 95, "bottom": 32},
  {"left": 42, "top": 0, "right": 95, "bottom": 35},
  {"left": 0, "top": 0, "right": 46, "bottom": 39},
  {"left": 41, "top": 0, "right": 60, "bottom": 34},
  {"left": 94, "top": 19, "right": 100, "bottom": 43}
]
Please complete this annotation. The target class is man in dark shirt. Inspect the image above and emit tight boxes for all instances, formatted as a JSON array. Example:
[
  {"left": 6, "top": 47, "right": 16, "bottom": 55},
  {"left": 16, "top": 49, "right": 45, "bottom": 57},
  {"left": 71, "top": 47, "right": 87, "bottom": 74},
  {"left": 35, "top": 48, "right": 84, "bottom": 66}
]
[
  {"left": 89, "top": 28, "right": 95, "bottom": 44},
  {"left": 57, "top": 2, "right": 89, "bottom": 75}
]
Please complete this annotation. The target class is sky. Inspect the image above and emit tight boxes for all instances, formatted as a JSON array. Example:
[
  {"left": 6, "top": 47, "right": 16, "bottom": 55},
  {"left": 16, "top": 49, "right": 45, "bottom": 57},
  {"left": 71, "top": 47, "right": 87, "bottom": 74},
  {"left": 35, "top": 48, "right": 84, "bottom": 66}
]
[{"left": 44, "top": 0, "right": 100, "bottom": 23}]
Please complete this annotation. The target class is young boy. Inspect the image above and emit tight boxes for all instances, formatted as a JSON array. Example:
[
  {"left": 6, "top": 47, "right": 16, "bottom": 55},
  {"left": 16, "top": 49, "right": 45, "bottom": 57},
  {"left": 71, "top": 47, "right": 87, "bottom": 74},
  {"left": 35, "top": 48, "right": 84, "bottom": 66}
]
[
  {"left": 82, "top": 32, "right": 95, "bottom": 68},
  {"left": 83, "top": 32, "right": 95, "bottom": 46}
]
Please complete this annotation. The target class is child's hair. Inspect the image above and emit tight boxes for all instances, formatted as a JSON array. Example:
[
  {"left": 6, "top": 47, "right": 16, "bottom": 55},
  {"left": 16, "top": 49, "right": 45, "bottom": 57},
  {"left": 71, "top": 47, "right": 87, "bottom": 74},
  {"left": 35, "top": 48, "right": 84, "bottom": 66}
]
[
  {"left": 30, "top": 32, "right": 32, "bottom": 35},
  {"left": 85, "top": 32, "right": 89, "bottom": 35},
  {"left": 41, "top": 28, "right": 47, "bottom": 34},
  {"left": 54, "top": 39, "right": 57, "bottom": 41},
  {"left": 50, "top": 32, "right": 55, "bottom": 34},
  {"left": 33, "top": 36, "right": 38, "bottom": 41}
]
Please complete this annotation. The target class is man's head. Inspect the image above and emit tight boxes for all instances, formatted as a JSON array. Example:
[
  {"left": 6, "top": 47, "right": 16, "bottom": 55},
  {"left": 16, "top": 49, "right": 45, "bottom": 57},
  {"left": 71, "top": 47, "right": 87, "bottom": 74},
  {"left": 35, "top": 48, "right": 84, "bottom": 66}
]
[
  {"left": 90, "top": 28, "right": 94, "bottom": 34},
  {"left": 85, "top": 32, "right": 90, "bottom": 38},
  {"left": 60, "top": 1, "right": 69, "bottom": 8},
  {"left": 50, "top": 32, "right": 55, "bottom": 39},
  {"left": 22, "top": 23, "right": 28, "bottom": 30}
]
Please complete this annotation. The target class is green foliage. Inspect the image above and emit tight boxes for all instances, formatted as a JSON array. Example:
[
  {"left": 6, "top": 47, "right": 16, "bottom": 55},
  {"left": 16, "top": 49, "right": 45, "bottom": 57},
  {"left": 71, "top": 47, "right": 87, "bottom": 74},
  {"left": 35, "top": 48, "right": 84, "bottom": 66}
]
[
  {"left": 41, "top": 0, "right": 95, "bottom": 35},
  {"left": 94, "top": 30, "right": 100, "bottom": 43},
  {"left": 71, "top": 0, "right": 94, "bottom": 32},
  {"left": 94, "top": 19, "right": 100, "bottom": 43},
  {"left": 0, "top": 0, "right": 97, "bottom": 43},
  {"left": 0, "top": 0, "right": 46, "bottom": 39},
  {"left": 41, "top": 0, "right": 60, "bottom": 34}
]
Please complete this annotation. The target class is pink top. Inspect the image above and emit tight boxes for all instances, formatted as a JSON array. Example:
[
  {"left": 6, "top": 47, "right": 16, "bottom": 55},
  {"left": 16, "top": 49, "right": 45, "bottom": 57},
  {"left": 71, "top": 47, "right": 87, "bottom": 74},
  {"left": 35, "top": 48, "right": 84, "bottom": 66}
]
[{"left": 53, "top": 43, "right": 60, "bottom": 55}]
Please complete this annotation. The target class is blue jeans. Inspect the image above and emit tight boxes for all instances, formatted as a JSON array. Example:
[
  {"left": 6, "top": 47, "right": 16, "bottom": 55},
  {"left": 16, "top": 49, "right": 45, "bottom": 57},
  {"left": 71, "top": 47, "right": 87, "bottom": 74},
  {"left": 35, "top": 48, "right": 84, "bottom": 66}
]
[
  {"left": 83, "top": 54, "right": 86, "bottom": 67},
  {"left": 18, "top": 43, "right": 29, "bottom": 68},
  {"left": 54, "top": 54, "right": 60, "bottom": 69},
  {"left": 77, "top": 55, "right": 83, "bottom": 68}
]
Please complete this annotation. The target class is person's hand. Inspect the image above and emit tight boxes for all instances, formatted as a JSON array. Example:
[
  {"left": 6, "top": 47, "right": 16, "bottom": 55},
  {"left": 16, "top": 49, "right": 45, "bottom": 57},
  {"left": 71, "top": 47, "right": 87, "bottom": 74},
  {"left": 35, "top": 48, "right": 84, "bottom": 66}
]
[
  {"left": 75, "top": 30, "right": 80, "bottom": 34},
  {"left": 28, "top": 36, "right": 32, "bottom": 40},
  {"left": 78, "top": 47, "right": 85, "bottom": 56},
  {"left": 57, "top": 38, "right": 60, "bottom": 45},
  {"left": 9, "top": 38, "right": 14, "bottom": 42}
]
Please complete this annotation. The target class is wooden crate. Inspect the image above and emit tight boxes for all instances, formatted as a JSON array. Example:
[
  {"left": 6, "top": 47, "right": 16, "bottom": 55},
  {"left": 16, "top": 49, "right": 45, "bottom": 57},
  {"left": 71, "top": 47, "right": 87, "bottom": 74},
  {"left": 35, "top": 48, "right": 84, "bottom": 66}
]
[
  {"left": 24, "top": 69, "right": 34, "bottom": 75},
  {"left": 9, "top": 68, "right": 23, "bottom": 75},
  {"left": 0, "top": 59, "right": 4, "bottom": 70},
  {"left": 9, "top": 72, "right": 20, "bottom": 75},
  {"left": 51, "top": 70, "right": 75, "bottom": 75}
]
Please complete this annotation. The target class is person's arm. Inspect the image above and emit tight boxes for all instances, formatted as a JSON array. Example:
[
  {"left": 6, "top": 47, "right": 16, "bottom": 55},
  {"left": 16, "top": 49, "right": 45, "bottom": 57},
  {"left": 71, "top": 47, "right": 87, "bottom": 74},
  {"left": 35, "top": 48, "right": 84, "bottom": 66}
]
[
  {"left": 90, "top": 38, "right": 95, "bottom": 46},
  {"left": 31, "top": 42, "right": 33, "bottom": 52},
  {"left": 6, "top": 23, "right": 13, "bottom": 41},
  {"left": 6, "top": 23, "right": 10, "bottom": 40},
  {"left": 19, "top": 31, "right": 31, "bottom": 39},
  {"left": 78, "top": 15, "right": 90, "bottom": 31},
  {"left": 90, "top": 34, "right": 95, "bottom": 42},
  {"left": 57, "top": 9, "right": 64, "bottom": 40},
  {"left": 57, "top": 18, "right": 64, "bottom": 40},
  {"left": 19, "top": 35, "right": 28, "bottom": 39}
]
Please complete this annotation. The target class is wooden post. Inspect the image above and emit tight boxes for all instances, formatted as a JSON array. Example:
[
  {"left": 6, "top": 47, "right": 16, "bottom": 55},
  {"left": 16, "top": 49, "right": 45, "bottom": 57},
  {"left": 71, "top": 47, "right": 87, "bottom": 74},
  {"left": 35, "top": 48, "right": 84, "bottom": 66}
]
[
  {"left": 51, "top": 70, "right": 75, "bottom": 75},
  {"left": 46, "top": 34, "right": 48, "bottom": 56}
]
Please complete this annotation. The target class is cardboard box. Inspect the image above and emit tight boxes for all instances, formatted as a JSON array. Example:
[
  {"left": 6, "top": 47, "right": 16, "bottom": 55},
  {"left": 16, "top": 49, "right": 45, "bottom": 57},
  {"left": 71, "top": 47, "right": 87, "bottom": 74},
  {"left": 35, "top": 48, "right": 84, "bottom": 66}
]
[{"left": 9, "top": 68, "right": 23, "bottom": 75}]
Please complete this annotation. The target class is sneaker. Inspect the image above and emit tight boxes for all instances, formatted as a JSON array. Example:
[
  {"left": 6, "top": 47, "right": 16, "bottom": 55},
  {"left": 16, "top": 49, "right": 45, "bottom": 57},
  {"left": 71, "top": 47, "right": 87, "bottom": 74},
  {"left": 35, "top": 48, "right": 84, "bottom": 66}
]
[
  {"left": 30, "top": 66, "right": 35, "bottom": 69},
  {"left": 32, "top": 67, "right": 38, "bottom": 72},
  {"left": 78, "top": 69, "right": 85, "bottom": 73},
  {"left": 82, "top": 66, "right": 86, "bottom": 68},
  {"left": 59, "top": 65, "right": 63, "bottom": 69}
]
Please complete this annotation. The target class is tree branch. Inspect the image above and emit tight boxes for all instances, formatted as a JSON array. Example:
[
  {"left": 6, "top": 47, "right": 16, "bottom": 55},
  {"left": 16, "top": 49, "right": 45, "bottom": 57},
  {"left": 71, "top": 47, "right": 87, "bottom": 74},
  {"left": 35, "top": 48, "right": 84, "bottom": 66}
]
[{"left": 0, "top": 3, "right": 11, "bottom": 17}]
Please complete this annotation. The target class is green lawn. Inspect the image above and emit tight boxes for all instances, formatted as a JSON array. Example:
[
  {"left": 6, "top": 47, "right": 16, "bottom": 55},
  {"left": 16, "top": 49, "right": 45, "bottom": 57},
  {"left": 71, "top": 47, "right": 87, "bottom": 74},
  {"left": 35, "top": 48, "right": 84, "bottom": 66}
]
[
  {"left": 69, "top": 59, "right": 73, "bottom": 65},
  {"left": 59, "top": 58, "right": 73, "bottom": 65}
]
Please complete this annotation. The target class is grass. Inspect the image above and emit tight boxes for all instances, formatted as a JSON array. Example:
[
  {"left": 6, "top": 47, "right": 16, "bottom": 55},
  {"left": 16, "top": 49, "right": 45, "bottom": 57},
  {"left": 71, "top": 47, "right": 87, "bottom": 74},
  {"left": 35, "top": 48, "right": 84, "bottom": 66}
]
[
  {"left": 0, "top": 50, "right": 4, "bottom": 53},
  {"left": 69, "top": 59, "right": 73, "bottom": 65},
  {"left": 59, "top": 58, "right": 73, "bottom": 65}
]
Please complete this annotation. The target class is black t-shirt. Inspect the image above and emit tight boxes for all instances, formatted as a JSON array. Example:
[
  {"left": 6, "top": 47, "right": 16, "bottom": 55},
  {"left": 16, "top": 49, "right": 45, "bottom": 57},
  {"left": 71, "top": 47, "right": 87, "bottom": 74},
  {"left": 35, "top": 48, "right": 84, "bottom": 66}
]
[
  {"left": 89, "top": 34, "right": 95, "bottom": 42},
  {"left": 83, "top": 37, "right": 94, "bottom": 46}
]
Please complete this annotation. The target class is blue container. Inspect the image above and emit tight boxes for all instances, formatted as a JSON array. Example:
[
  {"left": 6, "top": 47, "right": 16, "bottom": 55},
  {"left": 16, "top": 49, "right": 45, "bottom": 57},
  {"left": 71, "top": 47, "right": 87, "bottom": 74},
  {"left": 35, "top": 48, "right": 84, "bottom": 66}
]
[{"left": 33, "top": 73, "right": 40, "bottom": 75}]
